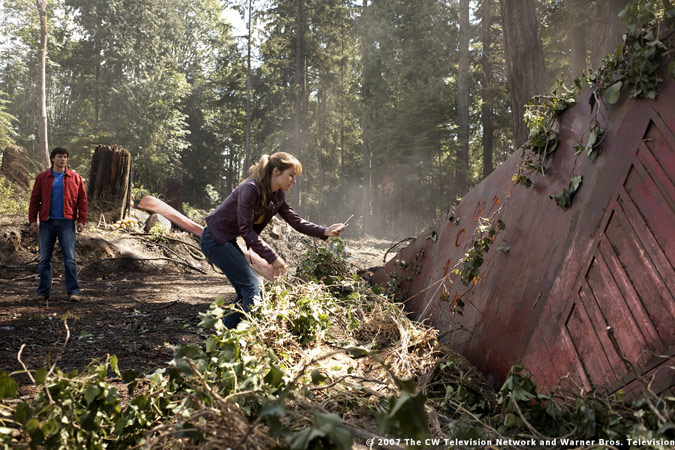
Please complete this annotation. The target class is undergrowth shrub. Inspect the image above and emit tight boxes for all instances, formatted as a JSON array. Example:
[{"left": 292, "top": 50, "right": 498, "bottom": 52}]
[
  {"left": 0, "top": 177, "right": 28, "bottom": 217},
  {"left": 1, "top": 238, "right": 673, "bottom": 449}
]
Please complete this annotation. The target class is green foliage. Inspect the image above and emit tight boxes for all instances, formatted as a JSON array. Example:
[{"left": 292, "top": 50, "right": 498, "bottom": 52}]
[
  {"left": 619, "top": 0, "right": 672, "bottom": 32},
  {"left": 516, "top": 80, "right": 579, "bottom": 188},
  {"left": 263, "top": 284, "right": 333, "bottom": 345},
  {"left": 290, "top": 412, "right": 353, "bottom": 450},
  {"left": 0, "top": 91, "right": 17, "bottom": 149},
  {"left": 550, "top": 175, "right": 583, "bottom": 210},
  {"left": 182, "top": 202, "right": 207, "bottom": 222},
  {"left": 1, "top": 355, "right": 171, "bottom": 449},
  {"left": 518, "top": 9, "right": 669, "bottom": 211},
  {"left": 1, "top": 245, "right": 674, "bottom": 448},
  {"left": 376, "top": 391, "right": 428, "bottom": 444},
  {"left": 457, "top": 219, "right": 505, "bottom": 288},
  {"left": 428, "top": 356, "right": 495, "bottom": 421},
  {"left": 574, "top": 125, "right": 604, "bottom": 163},
  {"left": 0, "top": 371, "right": 18, "bottom": 400},
  {"left": 296, "top": 238, "right": 352, "bottom": 284},
  {"left": 0, "top": 177, "right": 28, "bottom": 217},
  {"left": 495, "top": 366, "right": 675, "bottom": 445},
  {"left": 148, "top": 223, "right": 170, "bottom": 241}
]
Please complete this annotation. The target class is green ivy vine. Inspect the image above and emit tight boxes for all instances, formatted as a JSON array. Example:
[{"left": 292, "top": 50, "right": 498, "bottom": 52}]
[{"left": 516, "top": 5, "right": 673, "bottom": 209}]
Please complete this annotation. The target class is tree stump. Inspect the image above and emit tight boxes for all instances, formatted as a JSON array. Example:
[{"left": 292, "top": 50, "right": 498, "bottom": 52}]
[
  {"left": 88, "top": 145, "right": 132, "bottom": 224},
  {"left": 0, "top": 144, "right": 30, "bottom": 193},
  {"left": 159, "top": 176, "right": 184, "bottom": 214}
]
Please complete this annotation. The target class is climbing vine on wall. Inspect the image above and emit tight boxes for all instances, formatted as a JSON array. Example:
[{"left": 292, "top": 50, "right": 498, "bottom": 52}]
[{"left": 516, "top": 9, "right": 673, "bottom": 209}]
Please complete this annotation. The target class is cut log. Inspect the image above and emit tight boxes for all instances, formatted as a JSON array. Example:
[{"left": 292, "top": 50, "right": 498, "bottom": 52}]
[
  {"left": 0, "top": 144, "right": 30, "bottom": 193},
  {"left": 137, "top": 196, "right": 203, "bottom": 236},
  {"left": 87, "top": 145, "right": 132, "bottom": 224}
]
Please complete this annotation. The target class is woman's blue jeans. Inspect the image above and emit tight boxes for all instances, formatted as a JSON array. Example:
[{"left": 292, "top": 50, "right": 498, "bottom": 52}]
[
  {"left": 200, "top": 227, "right": 262, "bottom": 329},
  {"left": 38, "top": 219, "right": 80, "bottom": 297}
]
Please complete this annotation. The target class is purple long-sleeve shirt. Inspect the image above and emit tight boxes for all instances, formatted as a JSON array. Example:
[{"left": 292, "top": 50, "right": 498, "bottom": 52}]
[{"left": 205, "top": 179, "right": 327, "bottom": 263}]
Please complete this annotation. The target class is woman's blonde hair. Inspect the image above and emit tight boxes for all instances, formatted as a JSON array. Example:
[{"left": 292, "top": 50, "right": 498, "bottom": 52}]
[{"left": 247, "top": 152, "right": 302, "bottom": 208}]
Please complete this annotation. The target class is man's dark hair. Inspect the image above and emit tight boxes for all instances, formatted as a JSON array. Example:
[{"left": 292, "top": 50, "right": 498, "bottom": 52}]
[{"left": 49, "top": 147, "right": 69, "bottom": 166}]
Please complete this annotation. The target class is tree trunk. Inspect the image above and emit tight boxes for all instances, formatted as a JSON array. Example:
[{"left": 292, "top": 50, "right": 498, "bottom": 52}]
[
  {"left": 360, "top": 0, "right": 371, "bottom": 237},
  {"left": 340, "top": 20, "right": 345, "bottom": 220},
  {"left": 244, "top": 0, "right": 252, "bottom": 178},
  {"left": 500, "top": 0, "right": 547, "bottom": 147},
  {"left": 481, "top": 0, "right": 494, "bottom": 178},
  {"left": 88, "top": 145, "right": 133, "bottom": 224},
  {"left": 35, "top": 0, "right": 49, "bottom": 169},
  {"left": 159, "top": 177, "right": 184, "bottom": 215},
  {"left": 456, "top": 0, "right": 470, "bottom": 195},
  {"left": 570, "top": 25, "right": 587, "bottom": 76},
  {"left": 570, "top": 0, "right": 588, "bottom": 76},
  {"left": 293, "top": 0, "right": 305, "bottom": 210},
  {"left": 590, "top": 0, "right": 629, "bottom": 67}
]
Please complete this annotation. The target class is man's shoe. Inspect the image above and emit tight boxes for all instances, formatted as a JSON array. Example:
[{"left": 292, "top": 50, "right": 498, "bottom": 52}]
[
  {"left": 68, "top": 294, "right": 82, "bottom": 302},
  {"left": 31, "top": 294, "right": 49, "bottom": 302}
]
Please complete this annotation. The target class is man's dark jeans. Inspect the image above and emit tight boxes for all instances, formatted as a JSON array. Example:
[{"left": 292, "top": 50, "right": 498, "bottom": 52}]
[
  {"left": 37, "top": 219, "right": 80, "bottom": 297},
  {"left": 200, "top": 226, "right": 261, "bottom": 329}
]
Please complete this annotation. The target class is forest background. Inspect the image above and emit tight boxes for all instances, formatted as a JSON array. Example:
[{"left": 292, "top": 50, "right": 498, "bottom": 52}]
[{"left": 0, "top": 0, "right": 642, "bottom": 238}]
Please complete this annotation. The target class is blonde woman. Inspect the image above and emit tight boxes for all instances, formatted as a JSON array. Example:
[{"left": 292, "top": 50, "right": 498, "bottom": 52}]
[{"left": 200, "top": 152, "right": 346, "bottom": 328}]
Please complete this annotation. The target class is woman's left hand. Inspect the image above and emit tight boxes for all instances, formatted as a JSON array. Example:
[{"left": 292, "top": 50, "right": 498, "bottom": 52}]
[{"left": 325, "top": 223, "right": 346, "bottom": 237}]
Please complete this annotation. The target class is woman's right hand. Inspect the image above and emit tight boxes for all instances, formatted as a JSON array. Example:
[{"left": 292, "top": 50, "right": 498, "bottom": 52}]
[{"left": 271, "top": 257, "right": 287, "bottom": 278}]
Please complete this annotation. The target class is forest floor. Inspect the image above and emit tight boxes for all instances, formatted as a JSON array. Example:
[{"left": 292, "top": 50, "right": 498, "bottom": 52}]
[{"left": 0, "top": 216, "right": 391, "bottom": 396}]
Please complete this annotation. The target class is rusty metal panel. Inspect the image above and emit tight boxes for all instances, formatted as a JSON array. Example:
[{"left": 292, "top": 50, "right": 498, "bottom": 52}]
[{"left": 374, "top": 73, "right": 675, "bottom": 395}]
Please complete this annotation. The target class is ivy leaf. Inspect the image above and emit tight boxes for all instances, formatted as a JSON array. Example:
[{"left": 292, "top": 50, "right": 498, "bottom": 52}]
[
  {"left": 84, "top": 385, "right": 101, "bottom": 405},
  {"left": 586, "top": 126, "right": 604, "bottom": 163},
  {"left": 0, "top": 371, "right": 18, "bottom": 399},
  {"left": 109, "top": 354, "right": 120, "bottom": 377},
  {"left": 550, "top": 176, "right": 583, "bottom": 210},
  {"left": 35, "top": 367, "right": 48, "bottom": 385},
  {"left": 198, "top": 311, "right": 217, "bottom": 329},
  {"left": 376, "top": 392, "right": 428, "bottom": 441},
  {"left": 260, "top": 401, "right": 286, "bottom": 419},
  {"left": 601, "top": 81, "right": 623, "bottom": 104},
  {"left": 345, "top": 346, "right": 369, "bottom": 358},
  {"left": 14, "top": 402, "right": 32, "bottom": 425},
  {"left": 264, "top": 364, "right": 285, "bottom": 388},
  {"left": 569, "top": 175, "right": 582, "bottom": 193},
  {"left": 426, "top": 231, "right": 438, "bottom": 242},
  {"left": 310, "top": 369, "right": 327, "bottom": 385},
  {"left": 122, "top": 369, "right": 138, "bottom": 383}
]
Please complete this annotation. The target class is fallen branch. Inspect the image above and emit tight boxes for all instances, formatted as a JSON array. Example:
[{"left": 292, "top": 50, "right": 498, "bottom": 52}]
[
  {"left": 78, "top": 256, "right": 207, "bottom": 274},
  {"left": 127, "top": 232, "right": 202, "bottom": 252},
  {"left": 383, "top": 237, "right": 416, "bottom": 264},
  {"left": 17, "top": 344, "right": 35, "bottom": 384},
  {"left": 47, "top": 317, "right": 71, "bottom": 379},
  {"left": 149, "top": 300, "right": 179, "bottom": 310}
]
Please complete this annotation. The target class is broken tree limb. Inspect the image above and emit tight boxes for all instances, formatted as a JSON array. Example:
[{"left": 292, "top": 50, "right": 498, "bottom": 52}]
[
  {"left": 137, "top": 196, "right": 203, "bottom": 236},
  {"left": 78, "top": 256, "right": 207, "bottom": 274}
]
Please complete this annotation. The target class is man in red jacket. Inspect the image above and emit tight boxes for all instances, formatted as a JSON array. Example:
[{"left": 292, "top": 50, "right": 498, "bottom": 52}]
[{"left": 28, "top": 147, "right": 88, "bottom": 302}]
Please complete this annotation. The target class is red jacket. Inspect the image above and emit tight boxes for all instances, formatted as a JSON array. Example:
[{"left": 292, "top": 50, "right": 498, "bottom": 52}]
[{"left": 29, "top": 167, "right": 88, "bottom": 224}]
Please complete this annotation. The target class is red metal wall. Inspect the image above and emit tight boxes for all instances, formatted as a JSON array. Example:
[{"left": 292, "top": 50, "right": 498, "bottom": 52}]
[{"left": 374, "top": 73, "right": 675, "bottom": 395}]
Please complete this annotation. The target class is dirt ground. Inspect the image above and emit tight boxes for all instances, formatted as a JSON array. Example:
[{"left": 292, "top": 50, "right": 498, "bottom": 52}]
[{"left": 0, "top": 216, "right": 390, "bottom": 395}]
